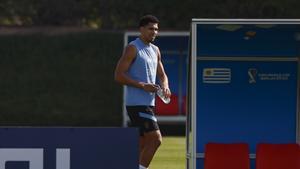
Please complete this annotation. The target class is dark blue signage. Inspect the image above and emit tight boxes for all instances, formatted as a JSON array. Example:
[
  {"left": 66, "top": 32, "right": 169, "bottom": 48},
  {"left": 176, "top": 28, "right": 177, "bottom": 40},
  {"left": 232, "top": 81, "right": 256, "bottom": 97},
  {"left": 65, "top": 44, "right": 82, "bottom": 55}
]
[{"left": 0, "top": 127, "right": 138, "bottom": 169}]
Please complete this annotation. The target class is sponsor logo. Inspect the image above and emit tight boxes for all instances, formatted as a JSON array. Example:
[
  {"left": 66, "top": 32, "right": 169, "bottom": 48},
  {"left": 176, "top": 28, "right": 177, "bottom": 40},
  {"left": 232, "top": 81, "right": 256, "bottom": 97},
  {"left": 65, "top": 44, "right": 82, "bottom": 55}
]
[
  {"left": 248, "top": 68, "right": 257, "bottom": 83},
  {"left": 248, "top": 68, "right": 290, "bottom": 83},
  {"left": 0, "top": 148, "right": 70, "bottom": 169},
  {"left": 203, "top": 68, "right": 231, "bottom": 84}
]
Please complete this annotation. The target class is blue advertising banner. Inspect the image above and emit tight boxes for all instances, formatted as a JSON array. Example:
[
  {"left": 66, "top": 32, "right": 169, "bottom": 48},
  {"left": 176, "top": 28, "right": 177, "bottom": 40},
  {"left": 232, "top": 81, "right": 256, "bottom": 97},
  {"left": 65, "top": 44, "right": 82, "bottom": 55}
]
[
  {"left": 196, "top": 61, "right": 298, "bottom": 153},
  {"left": 0, "top": 127, "right": 138, "bottom": 169}
]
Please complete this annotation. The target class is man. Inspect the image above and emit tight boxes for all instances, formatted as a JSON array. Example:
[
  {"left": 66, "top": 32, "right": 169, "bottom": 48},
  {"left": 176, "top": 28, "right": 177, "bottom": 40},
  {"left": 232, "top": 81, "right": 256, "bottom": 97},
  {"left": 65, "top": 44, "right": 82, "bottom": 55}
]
[{"left": 114, "top": 15, "right": 171, "bottom": 169}]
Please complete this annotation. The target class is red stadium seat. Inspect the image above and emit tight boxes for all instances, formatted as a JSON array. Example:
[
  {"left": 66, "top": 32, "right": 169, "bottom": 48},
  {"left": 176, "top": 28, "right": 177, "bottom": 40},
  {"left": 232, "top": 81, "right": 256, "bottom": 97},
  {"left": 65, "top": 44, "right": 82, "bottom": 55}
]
[
  {"left": 256, "top": 143, "right": 300, "bottom": 169},
  {"left": 155, "top": 95, "right": 179, "bottom": 115},
  {"left": 204, "top": 143, "right": 250, "bottom": 169}
]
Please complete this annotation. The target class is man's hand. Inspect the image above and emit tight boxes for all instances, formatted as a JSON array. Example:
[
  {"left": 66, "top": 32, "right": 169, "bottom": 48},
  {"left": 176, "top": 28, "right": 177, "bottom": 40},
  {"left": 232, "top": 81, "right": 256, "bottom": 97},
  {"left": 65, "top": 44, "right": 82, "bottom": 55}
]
[
  {"left": 140, "top": 82, "right": 160, "bottom": 92},
  {"left": 161, "top": 87, "right": 171, "bottom": 98}
]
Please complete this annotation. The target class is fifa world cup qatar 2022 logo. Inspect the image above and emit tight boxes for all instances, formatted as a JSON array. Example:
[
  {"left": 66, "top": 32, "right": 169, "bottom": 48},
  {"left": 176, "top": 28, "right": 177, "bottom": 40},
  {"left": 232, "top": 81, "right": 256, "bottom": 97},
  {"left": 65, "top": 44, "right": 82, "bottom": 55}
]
[{"left": 248, "top": 68, "right": 257, "bottom": 83}]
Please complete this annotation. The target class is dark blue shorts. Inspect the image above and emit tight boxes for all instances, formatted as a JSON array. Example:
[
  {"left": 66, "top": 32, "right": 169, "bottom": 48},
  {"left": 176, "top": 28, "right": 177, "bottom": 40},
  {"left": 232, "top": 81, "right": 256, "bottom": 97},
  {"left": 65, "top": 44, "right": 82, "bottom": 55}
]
[{"left": 126, "top": 106, "right": 160, "bottom": 136}]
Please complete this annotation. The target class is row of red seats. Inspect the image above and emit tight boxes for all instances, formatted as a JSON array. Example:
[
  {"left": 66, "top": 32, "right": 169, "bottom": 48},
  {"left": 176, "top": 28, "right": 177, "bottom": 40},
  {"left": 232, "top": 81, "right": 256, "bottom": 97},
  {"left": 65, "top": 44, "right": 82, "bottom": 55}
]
[{"left": 204, "top": 143, "right": 300, "bottom": 169}]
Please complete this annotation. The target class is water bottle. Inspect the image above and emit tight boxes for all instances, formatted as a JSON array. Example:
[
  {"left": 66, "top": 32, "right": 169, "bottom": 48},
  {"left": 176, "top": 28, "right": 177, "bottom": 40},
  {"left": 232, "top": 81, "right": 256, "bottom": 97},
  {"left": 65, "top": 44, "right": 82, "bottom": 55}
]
[{"left": 156, "top": 87, "right": 171, "bottom": 104}]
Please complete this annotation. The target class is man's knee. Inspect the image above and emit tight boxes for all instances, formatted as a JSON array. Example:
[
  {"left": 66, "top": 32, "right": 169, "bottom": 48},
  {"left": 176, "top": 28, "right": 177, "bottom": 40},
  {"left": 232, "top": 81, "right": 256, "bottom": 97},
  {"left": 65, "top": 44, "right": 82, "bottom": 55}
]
[
  {"left": 156, "top": 133, "right": 162, "bottom": 146},
  {"left": 153, "top": 135, "right": 162, "bottom": 147},
  {"left": 145, "top": 131, "right": 162, "bottom": 147}
]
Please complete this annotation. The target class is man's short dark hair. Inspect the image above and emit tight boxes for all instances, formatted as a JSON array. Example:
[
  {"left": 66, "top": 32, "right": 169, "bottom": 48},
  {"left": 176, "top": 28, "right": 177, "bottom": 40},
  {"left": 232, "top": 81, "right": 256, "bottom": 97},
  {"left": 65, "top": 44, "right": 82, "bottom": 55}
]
[{"left": 139, "top": 15, "right": 159, "bottom": 27}]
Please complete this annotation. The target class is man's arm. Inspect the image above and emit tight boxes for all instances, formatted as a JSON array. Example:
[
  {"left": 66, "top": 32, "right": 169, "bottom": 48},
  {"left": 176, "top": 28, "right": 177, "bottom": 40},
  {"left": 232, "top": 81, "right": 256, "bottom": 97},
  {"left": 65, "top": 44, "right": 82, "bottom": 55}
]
[
  {"left": 156, "top": 48, "right": 171, "bottom": 98},
  {"left": 114, "top": 45, "right": 159, "bottom": 92}
]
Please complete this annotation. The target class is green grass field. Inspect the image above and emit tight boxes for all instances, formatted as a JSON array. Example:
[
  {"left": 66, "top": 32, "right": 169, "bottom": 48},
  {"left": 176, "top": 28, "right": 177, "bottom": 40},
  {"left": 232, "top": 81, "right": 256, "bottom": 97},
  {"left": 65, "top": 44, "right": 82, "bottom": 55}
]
[{"left": 150, "top": 136, "right": 186, "bottom": 169}]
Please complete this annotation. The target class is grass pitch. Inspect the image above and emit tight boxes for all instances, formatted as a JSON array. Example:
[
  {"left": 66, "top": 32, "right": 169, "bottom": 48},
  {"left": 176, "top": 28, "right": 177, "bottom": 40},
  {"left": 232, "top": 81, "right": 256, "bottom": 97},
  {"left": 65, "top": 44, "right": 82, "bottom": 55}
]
[{"left": 150, "top": 136, "right": 185, "bottom": 169}]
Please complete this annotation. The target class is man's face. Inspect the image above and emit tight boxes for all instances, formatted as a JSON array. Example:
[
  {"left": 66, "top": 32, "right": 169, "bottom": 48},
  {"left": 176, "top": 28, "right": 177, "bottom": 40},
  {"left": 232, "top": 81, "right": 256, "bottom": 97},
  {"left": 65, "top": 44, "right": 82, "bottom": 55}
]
[{"left": 140, "top": 22, "right": 158, "bottom": 43}]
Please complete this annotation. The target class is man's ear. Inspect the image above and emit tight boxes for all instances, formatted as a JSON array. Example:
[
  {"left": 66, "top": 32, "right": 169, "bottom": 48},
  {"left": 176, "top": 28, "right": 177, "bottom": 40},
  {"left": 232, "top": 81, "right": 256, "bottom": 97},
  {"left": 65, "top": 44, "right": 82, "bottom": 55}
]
[{"left": 139, "top": 26, "right": 143, "bottom": 32}]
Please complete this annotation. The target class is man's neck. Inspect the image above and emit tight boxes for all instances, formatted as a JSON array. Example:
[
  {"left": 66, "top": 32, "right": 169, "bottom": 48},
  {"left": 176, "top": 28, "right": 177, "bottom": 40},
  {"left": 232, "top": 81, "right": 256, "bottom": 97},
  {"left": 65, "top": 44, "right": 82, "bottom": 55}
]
[{"left": 139, "top": 36, "right": 150, "bottom": 45}]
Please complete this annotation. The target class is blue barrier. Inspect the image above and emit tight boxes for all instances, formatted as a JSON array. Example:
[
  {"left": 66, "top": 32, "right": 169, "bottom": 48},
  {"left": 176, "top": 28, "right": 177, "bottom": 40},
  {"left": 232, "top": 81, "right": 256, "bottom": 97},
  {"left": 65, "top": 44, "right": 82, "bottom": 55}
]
[{"left": 0, "top": 127, "right": 138, "bottom": 169}]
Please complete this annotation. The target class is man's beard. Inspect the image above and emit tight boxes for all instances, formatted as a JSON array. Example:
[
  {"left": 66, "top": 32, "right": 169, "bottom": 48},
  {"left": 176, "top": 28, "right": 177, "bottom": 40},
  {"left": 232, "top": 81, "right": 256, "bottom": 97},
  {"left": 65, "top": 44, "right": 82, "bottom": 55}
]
[{"left": 149, "top": 37, "right": 156, "bottom": 42}]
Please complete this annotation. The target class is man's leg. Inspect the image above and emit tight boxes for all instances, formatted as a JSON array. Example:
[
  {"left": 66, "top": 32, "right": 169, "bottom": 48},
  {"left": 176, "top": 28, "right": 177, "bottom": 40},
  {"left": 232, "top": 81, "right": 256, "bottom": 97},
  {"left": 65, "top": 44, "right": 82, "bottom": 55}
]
[
  {"left": 139, "top": 130, "right": 162, "bottom": 168},
  {"left": 139, "top": 136, "right": 145, "bottom": 157}
]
